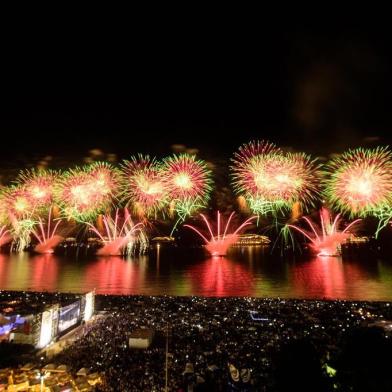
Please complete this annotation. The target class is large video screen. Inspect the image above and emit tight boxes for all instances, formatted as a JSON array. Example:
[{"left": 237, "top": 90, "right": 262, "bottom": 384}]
[
  {"left": 39, "top": 308, "right": 56, "bottom": 348},
  {"left": 58, "top": 301, "right": 80, "bottom": 332},
  {"left": 83, "top": 291, "right": 94, "bottom": 321}
]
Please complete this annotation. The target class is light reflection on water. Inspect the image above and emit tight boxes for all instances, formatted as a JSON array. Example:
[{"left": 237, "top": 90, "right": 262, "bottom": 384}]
[{"left": 1, "top": 248, "right": 392, "bottom": 300}]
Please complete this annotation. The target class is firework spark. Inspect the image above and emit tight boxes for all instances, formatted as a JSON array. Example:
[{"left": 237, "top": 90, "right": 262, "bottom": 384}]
[
  {"left": 161, "top": 153, "right": 213, "bottom": 216},
  {"left": 184, "top": 211, "right": 256, "bottom": 256},
  {"left": 86, "top": 208, "right": 148, "bottom": 256},
  {"left": 287, "top": 208, "right": 361, "bottom": 256},
  {"left": 2, "top": 186, "right": 34, "bottom": 219},
  {"left": 87, "top": 161, "right": 121, "bottom": 199},
  {"left": 161, "top": 153, "right": 213, "bottom": 235},
  {"left": 324, "top": 147, "right": 392, "bottom": 218},
  {"left": 55, "top": 162, "right": 120, "bottom": 221},
  {"left": 16, "top": 169, "right": 58, "bottom": 210},
  {"left": 121, "top": 155, "right": 166, "bottom": 217},
  {"left": 231, "top": 141, "right": 320, "bottom": 215}
]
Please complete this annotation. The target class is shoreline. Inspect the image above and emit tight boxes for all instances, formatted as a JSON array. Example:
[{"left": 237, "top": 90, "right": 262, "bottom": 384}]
[{"left": 1, "top": 289, "right": 392, "bottom": 304}]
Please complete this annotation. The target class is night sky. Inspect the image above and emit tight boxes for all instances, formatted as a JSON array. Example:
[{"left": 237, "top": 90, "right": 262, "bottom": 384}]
[{"left": 1, "top": 28, "right": 391, "bottom": 166}]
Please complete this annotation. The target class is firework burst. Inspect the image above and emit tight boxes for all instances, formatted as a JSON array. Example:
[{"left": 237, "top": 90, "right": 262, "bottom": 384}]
[
  {"left": 324, "top": 147, "right": 392, "bottom": 218},
  {"left": 231, "top": 141, "right": 320, "bottom": 215},
  {"left": 2, "top": 186, "right": 34, "bottom": 219},
  {"left": 121, "top": 155, "right": 166, "bottom": 217},
  {"left": 87, "top": 161, "right": 121, "bottom": 199},
  {"left": 0, "top": 187, "right": 39, "bottom": 251},
  {"left": 15, "top": 169, "right": 58, "bottom": 211},
  {"left": 55, "top": 162, "right": 120, "bottom": 221},
  {"left": 161, "top": 153, "right": 213, "bottom": 215}
]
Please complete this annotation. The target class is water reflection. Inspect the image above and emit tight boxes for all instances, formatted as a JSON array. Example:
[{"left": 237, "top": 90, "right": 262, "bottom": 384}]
[
  {"left": 186, "top": 257, "right": 254, "bottom": 297},
  {"left": 290, "top": 255, "right": 392, "bottom": 300},
  {"left": 82, "top": 256, "right": 148, "bottom": 295},
  {"left": 0, "top": 253, "right": 59, "bottom": 292},
  {"left": 0, "top": 249, "right": 392, "bottom": 300},
  {"left": 292, "top": 256, "right": 348, "bottom": 298}
]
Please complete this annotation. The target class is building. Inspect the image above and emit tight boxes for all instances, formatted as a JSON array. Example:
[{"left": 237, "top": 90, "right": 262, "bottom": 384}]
[
  {"left": 234, "top": 234, "right": 271, "bottom": 246},
  {"left": 0, "top": 291, "right": 95, "bottom": 349},
  {"left": 129, "top": 328, "right": 155, "bottom": 349}
]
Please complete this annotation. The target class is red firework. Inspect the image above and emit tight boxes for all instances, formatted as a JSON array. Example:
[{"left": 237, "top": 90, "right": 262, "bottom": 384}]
[
  {"left": 16, "top": 169, "right": 57, "bottom": 209},
  {"left": 231, "top": 141, "right": 320, "bottom": 210},
  {"left": 324, "top": 147, "right": 392, "bottom": 216},
  {"left": 184, "top": 211, "right": 256, "bottom": 256},
  {"left": 2, "top": 186, "right": 34, "bottom": 218},
  {"left": 55, "top": 162, "right": 120, "bottom": 220},
  {"left": 121, "top": 155, "right": 166, "bottom": 216},
  {"left": 161, "top": 154, "right": 212, "bottom": 202},
  {"left": 87, "top": 162, "right": 121, "bottom": 199}
]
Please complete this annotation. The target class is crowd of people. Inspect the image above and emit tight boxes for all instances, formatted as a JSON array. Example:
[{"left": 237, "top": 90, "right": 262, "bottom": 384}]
[{"left": 1, "top": 291, "right": 392, "bottom": 391}]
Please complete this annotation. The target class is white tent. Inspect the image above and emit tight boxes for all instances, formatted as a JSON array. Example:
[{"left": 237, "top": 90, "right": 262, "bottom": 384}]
[{"left": 129, "top": 329, "right": 154, "bottom": 349}]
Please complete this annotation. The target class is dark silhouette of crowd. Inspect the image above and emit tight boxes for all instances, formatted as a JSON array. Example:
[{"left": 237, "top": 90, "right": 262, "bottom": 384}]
[{"left": 1, "top": 291, "right": 392, "bottom": 391}]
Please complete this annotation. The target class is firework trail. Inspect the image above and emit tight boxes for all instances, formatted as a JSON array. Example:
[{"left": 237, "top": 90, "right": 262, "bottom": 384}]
[
  {"left": 86, "top": 208, "right": 148, "bottom": 256},
  {"left": 0, "top": 225, "right": 11, "bottom": 247},
  {"left": 184, "top": 211, "right": 256, "bottom": 256},
  {"left": 31, "top": 208, "right": 64, "bottom": 254},
  {"left": 287, "top": 208, "right": 361, "bottom": 256}
]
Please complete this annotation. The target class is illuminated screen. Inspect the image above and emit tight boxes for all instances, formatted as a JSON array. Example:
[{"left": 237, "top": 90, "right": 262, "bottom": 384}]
[
  {"left": 84, "top": 292, "right": 94, "bottom": 321},
  {"left": 39, "top": 309, "right": 54, "bottom": 348},
  {"left": 58, "top": 301, "right": 80, "bottom": 332}
]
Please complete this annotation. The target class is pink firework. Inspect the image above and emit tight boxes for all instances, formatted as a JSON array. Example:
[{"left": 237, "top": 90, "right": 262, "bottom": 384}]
[
  {"left": 86, "top": 208, "right": 147, "bottom": 256},
  {"left": 231, "top": 140, "right": 282, "bottom": 197},
  {"left": 87, "top": 162, "right": 121, "bottom": 200},
  {"left": 16, "top": 169, "right": 57, "bottom": 209},
  {"left": 31, "top": 208, "right": 63, "bottom": 254},
  {"left": 324, "top": 147, "right": 392, "bottom": 217},
  {"left": 233, "top": 140, "right": 281, "bottom": 165},
  {"left": 56, "top": 169, "right": 96, "bottom": 220},
  {"left": 121, "top": 155, "right": 166, "bottom": 217},
  {"left": 2, "top": 186, "right": 34, "bottom": 219},
  {"left": 184, "top": 211, "right": 256, "bottom": 256},
  {"left": 288, "top": 208, "right": 361, "bottom": 256},
  {"left": 0, "top": 225, "right": 11, "bottom": 247},
  {"left": 161, "top": 154, "right": 212, "bottom": 202},
  {"left": 56, "top": 162, "right": 120, "bottom": 221},
  {"left": 231, "top": 141, "right": 320, "bottom": 212}
]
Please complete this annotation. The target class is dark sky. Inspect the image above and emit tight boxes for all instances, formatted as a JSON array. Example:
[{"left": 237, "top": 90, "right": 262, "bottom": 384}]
[{"left": 1, "top": 28, "right": 391, "bottom": 166}]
